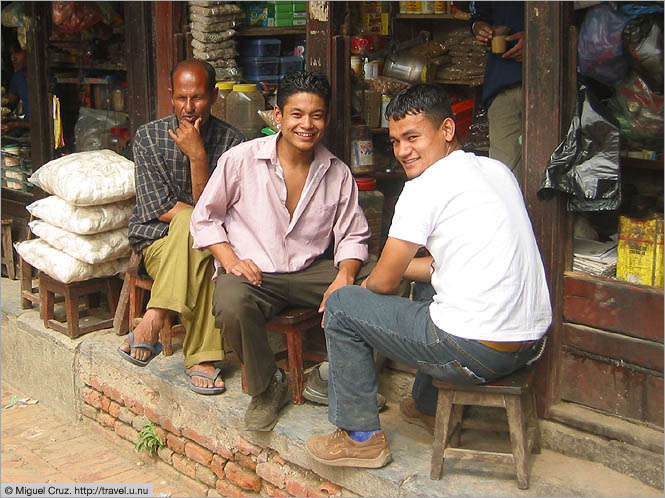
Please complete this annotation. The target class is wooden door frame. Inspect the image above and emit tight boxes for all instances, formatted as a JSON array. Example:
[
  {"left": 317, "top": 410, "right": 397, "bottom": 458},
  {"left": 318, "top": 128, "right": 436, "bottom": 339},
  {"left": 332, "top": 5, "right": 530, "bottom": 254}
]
[{"left": 522, "top": 1, "right": 576, "bottom": 417}]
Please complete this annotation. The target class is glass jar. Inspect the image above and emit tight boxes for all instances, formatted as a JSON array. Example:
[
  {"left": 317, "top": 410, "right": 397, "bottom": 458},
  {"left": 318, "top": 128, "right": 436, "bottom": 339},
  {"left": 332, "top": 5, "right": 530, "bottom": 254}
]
[
  {"left": 226, "top": 84, "right": 265, "bottom": 139},
  {"left": 211, "top": 81, "right": 234, "bottom": 122},
  {"left": 356, "top": 177, "right": 385, "bottom": 257},
  {"left": 350, "top": 124, "right": 374, "bottom": 175}
]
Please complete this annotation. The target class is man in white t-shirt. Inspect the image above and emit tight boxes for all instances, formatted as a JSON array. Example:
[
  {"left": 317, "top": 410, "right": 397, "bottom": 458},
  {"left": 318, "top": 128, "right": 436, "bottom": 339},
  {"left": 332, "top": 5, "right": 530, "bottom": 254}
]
[{"left": 306, "top": 84, "right": 551, "bottom": 469}]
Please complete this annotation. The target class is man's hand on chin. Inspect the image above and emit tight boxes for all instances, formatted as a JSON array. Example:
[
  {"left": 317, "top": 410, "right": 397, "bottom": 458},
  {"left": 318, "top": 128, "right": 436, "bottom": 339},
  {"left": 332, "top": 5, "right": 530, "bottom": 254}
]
[{"left": 168, "top": 117, "right": 205, "bottom": 158}]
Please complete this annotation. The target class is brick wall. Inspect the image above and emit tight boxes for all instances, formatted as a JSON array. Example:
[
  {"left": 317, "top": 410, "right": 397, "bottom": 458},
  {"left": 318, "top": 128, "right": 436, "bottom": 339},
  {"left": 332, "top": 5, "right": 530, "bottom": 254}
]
[{"left": 80, "top": 377, "right": 359, "bottom": 497}]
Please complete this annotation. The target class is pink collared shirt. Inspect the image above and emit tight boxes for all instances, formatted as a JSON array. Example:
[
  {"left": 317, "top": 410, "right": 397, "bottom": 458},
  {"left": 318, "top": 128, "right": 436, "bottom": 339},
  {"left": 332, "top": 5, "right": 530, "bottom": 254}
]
[{"left": 190, "top": 133, "right": 370, "bottom": 273}]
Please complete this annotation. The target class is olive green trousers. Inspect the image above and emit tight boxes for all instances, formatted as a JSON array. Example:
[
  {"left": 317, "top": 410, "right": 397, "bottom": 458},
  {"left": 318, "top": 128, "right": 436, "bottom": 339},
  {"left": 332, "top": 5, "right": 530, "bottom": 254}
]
[{"left": 142, "top": 208, "right": 222, "bottom": 368}]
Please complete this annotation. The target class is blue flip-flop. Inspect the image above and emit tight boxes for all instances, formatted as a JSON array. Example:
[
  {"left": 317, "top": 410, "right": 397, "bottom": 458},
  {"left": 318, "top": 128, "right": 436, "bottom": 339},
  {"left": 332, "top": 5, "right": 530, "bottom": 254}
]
[
  {"left": 117, "top": 331, "right": 163, "bottom": 367},
  {"left": 185, "top": 367, "right": 226, "bottom": 395}
]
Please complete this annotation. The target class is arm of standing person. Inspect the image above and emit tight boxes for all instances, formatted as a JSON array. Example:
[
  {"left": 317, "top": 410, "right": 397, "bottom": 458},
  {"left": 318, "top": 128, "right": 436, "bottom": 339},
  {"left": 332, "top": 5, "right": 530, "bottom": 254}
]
[
  {"left": 502, "top": 31, "right": 524, "bottom": 62},
  {"left": 470, "top": 1, "right": 493, "bottom": 46}
]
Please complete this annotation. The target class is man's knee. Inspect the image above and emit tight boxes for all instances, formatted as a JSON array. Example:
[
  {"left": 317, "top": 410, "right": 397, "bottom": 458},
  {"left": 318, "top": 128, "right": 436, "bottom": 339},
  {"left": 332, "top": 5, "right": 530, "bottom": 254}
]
[
  {"left": 170, "top": 207, "right": 194, "bottom": 232},
  {"left": 326, "top": 285, "right": 364, "bottom": 315},
  {"left": 212, "top": 275, "right": 256, "bottom": 320}
]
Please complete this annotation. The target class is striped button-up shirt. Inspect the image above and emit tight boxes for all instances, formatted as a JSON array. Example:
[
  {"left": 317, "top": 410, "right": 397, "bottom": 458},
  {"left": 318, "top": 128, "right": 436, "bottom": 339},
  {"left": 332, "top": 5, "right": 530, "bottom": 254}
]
[{"left": 128, "top": 114, "right": 245, "bottom": 252}]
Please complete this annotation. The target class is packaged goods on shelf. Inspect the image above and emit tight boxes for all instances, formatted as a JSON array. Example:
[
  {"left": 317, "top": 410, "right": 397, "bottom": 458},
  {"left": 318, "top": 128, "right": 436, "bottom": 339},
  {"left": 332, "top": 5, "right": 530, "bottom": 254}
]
[
  {"left": 191, "top": 28, "right": 237, "bottom": 43},
  {"left": 189, "top": 1, "right": 242, "bottom": 78},
  {"left": 239, "top": 38, "right": 282, "bottom": 57},
  {"left": 191, "top": 19, "right": 238, "bottom": 32},
  {"left": 617, "top": 215, "right": 664, "bottom": 287}
]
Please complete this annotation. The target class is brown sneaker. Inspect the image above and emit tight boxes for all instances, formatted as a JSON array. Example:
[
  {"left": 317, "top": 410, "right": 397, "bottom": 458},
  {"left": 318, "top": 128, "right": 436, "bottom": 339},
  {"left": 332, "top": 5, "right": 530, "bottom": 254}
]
[
  {"left": 399, "top": 398, "right": 435, "bottom": 435},
  {"left": 306, "top": 429, "right": 392, "bottom": 468}
]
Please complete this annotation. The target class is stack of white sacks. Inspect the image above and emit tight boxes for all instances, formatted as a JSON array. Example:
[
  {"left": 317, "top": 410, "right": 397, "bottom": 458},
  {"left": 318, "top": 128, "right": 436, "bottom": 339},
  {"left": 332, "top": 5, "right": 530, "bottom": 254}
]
[
  {"left": 189, "top": 1, "right": 243, "bottom": 82},
  {"left": 15, "top": 149, "right": 134, "bottom": 284}
]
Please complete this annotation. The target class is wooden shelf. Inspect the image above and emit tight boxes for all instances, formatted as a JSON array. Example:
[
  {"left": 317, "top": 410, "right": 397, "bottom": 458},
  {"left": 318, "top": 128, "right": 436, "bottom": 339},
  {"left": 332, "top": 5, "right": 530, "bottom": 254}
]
[
  {"left": 373, "top": 170, "right": 406, "bottom": 180},
  {"left": 370, "top": 128, "right": 389, "bottom": 134},
  {"left": 621, "top": 157, "right": 664, "bottom": 171},
  {"left": 395, "top": 13, "right": 468, "bottom": 20},
  {"left": 434, "top": 78, "right": 484, "bottom": 87},
  {"left": 49, "top": 63, "right": 127, "bottom": 72},
  {"left": 236, "top": 26, "right": 306, "bottom": 37}
]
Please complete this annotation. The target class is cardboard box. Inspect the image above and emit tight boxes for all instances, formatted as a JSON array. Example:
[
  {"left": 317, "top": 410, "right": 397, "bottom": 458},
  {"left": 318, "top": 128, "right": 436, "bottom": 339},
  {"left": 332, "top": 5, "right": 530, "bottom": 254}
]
[
  {"left": 616, "top": 215, "right": 664, "bottom": 288},
  {"left": 268, "top": 1, "right": 293, "bottom": 13}
]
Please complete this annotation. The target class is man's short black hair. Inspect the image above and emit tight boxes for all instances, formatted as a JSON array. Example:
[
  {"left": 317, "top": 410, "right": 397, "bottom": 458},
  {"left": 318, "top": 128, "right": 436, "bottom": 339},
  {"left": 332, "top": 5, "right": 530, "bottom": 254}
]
[
  {"left": 276, "top": 70, "right": 331, "bottom": 111},
  {"left": 170, "top": 60, "right": 216, "bottom": 95},
  {"left": 385, "top": 84, "right": 453, "bottom": 128}
]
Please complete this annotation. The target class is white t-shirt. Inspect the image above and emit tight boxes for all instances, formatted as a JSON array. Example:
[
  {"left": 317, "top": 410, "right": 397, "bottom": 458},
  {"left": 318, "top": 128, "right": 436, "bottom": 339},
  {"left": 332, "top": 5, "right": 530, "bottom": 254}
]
[{"left": 389, "top": 150, "right": 552, "bottom": 341}]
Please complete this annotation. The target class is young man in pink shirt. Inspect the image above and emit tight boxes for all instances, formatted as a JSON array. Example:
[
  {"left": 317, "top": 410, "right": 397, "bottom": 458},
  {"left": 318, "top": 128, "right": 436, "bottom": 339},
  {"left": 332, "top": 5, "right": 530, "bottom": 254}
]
[{"left": 190, "top": 71, "right": 372, "bottom": 431}]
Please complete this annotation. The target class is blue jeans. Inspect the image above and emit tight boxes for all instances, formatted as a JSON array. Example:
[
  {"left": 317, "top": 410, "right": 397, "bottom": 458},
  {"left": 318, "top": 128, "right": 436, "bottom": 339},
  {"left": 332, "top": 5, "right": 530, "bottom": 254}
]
[{"left": 324, "top": 285, "right": 540, "bottom": 431}]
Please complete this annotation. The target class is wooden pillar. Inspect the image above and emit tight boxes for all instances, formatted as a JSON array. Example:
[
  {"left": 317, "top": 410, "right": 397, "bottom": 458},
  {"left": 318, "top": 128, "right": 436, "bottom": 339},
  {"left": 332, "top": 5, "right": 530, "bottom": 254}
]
[
  {"left": 154, "top": 2, "right": 188, "bottom": 119},
  {"left": 307, "top": 1, "right": 347, "bottom": 158},
  {"left": 25, "top": 3, "right": 52, "bottom": 173},
  {"left": 522, "top": 1, "right": 576, "bottom": 417},
  {"left": 125, "top": 2, "right": 156, "bottom": 138}
]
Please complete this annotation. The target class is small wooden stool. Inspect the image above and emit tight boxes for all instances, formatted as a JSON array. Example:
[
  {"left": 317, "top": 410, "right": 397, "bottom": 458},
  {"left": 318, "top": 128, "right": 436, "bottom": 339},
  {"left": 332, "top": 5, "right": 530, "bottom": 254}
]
[
  {"left": 39, "top": 272, "right": 121, "bottom": 338},
  {"left": 430, "top": 367, "right": 541, "bottom": 489},
  {"left": 241, "top": 308, "right": 327, "bottom": 404},
  {"left": 116, "top": 253, "right": 184, "bottom": 356},
  {"left": 1, "top": 219, "right": 16, "bottom": 280}
]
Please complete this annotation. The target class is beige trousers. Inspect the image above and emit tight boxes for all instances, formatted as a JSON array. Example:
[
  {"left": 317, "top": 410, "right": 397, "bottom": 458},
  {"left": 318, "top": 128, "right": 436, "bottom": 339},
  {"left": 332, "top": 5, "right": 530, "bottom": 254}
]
[
  {"left": 488, "top": 84, "right": 523, "bottom": 182},
  {"left": 142, "top": 208, "right": 222, "bottom": 368}
]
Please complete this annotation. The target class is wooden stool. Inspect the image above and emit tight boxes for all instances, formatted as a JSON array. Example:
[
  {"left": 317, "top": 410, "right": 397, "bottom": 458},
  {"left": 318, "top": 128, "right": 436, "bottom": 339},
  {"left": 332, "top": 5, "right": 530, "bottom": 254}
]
[
  {"left": 241, "top": 308, "right": 327, "bottom": 405},
  {"left": 39, "top": 272, "right": 121, "bottom": 338},
  {"left": 430, "top": 367, "right": 541, "bottom": 489},
  {"left": 19, "top": 215, "right": 40, "bottom": 310},
  {"left": 127, "top": 261, "right": 176, "bottom": 356},
  {"left": 1, "top": 219, "right": 16, "bottom": 280}
]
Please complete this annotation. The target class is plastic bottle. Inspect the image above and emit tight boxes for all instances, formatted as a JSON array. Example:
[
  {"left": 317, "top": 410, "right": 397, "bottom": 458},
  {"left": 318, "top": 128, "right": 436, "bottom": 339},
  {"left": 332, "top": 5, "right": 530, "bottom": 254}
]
[
  {"left": 226, "top": 84, "right": 265, "bottom": 139},
  {"left": 211, "top": 81, "right": 234, "bottom": 122},
  {"left": 355, "top": 177, "right": 385, "bottom": 257}
]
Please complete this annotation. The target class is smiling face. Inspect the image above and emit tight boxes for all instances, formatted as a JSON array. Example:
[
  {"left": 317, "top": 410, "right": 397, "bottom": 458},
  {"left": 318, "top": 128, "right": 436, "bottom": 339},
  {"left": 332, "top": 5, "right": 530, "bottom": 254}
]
[
  {"left": 389, "top": 112, "right": 456, "bottom": 179},
  {"left": 169, "top": 64, "right": 217, "bottom": 128},
  {"left": 274, "top": 92, "right": 329, "bottom": 155}
]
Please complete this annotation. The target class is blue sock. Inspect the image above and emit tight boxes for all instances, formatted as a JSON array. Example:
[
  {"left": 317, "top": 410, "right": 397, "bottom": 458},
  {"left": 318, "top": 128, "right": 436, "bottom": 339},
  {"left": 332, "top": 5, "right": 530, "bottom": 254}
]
[{"left": 348, "top": 429, "right": 380, "bottom": 442}]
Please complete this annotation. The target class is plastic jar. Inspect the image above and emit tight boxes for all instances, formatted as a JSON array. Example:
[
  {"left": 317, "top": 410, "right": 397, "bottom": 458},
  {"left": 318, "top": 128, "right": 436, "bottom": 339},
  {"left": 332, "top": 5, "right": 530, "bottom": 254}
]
[
  {"left": 226, "top": 84, "right": 265, "bottom": 139},
  {"left": 211, "top": 81, "right": 234, "bottom": 122},
  {"left": 111, "top": 83, "right": 125, "bottom": 112},
  {"left": 356, "top": 177, "right": 385, "bottom": 257},
  {"left": 350, "top": 56, "right": 363, "bottom": 78},
  {"left": 350, "top": 125, "right": 374, "bottom": 175}
]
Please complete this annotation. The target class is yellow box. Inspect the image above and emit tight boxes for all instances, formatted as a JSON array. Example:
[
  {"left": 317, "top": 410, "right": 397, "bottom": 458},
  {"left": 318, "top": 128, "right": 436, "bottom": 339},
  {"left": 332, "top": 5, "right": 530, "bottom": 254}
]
[{"left": 616, "top": 215, "right": 664, "bottom": 288}]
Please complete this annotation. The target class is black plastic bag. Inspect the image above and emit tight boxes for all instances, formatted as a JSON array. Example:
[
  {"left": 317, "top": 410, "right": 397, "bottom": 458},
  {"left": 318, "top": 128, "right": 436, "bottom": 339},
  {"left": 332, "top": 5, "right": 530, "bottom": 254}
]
[{"left": 538, "top": 85, "right": 621, "bottom": 212}]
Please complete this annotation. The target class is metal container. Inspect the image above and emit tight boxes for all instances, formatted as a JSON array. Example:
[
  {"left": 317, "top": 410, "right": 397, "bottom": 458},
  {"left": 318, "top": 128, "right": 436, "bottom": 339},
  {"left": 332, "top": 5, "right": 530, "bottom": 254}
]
[{"left": 383, "top": 54, "right": 431, "bottom": 85}]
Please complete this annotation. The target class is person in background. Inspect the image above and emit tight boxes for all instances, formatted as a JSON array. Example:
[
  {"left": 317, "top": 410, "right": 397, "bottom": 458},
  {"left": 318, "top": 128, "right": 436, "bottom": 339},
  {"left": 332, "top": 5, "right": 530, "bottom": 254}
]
[
  {"left": 190, "top": 71, "right": 373, "bottom": 432},
  {"left": 2, "top": 41, "right": 30, "bottom": 133},
  {"left": 118, "top": 60, "right": 245, "bottom": 396},
  {"left": 306, "top": 84, "right": 550, "bottom": 469},
  {"left": 470, "top": 1, "right": 524, "bottom": 181}
]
